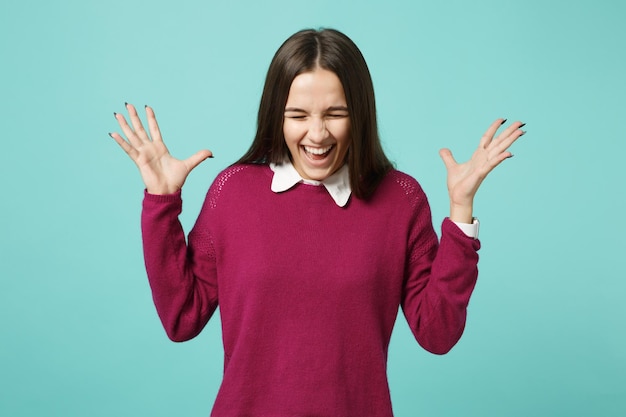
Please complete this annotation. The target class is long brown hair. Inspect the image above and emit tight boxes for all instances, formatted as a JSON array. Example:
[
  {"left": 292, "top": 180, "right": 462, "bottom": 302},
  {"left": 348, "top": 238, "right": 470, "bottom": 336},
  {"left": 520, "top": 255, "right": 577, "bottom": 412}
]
[{"left": 236, "top": 28, "right": 392, "bottom": 199}]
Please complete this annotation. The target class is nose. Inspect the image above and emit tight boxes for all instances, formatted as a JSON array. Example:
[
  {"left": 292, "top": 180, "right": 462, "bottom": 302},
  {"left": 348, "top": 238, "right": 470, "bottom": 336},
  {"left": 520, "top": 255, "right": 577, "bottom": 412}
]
[{"left": 307, "top": 117, "right": 328, "bottom": 143}]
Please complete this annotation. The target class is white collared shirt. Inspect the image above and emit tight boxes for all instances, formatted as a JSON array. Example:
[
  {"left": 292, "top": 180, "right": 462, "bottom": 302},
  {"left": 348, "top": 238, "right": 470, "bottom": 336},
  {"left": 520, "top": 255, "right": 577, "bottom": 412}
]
[
  {"left": 269, "top": 161, "right": 479, "bottom": 238},
  {"left": 270, "top": 161, "right": 351, "bottom": 207}
]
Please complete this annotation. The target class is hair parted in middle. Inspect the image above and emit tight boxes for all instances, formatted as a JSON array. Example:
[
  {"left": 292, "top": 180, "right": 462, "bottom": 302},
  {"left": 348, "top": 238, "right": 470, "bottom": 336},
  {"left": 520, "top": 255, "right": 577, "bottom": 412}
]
[{"left": 236, "top": 28, "right": 393, "bottom": 199}]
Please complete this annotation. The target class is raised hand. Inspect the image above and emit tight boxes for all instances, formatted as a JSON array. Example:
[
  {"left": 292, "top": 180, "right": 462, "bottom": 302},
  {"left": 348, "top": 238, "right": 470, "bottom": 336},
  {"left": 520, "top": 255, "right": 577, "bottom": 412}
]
[
  {"left": 439, "top": 119, "right": 525, "bottom": 223},
  {"left": 109, "top": 103, "right": 213, "bottom": 195}
]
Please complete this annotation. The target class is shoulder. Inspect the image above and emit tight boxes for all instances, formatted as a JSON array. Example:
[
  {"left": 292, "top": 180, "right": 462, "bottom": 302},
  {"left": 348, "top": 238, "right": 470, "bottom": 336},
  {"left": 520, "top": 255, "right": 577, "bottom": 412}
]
[
  {"left": 375, "top": 169, "right": 429, "bottom": 210},
  {"left": 211, "top": 163, "right": 269, "bottom": 188},
  {"left": 381, "top": 171, "right": 437, "bottom": 259},
  {"left": 205, "top": 163, "right": 271, "bottom": 209},
  {"left": 210, "top": 163, "right": 271, "bottom": 192}
]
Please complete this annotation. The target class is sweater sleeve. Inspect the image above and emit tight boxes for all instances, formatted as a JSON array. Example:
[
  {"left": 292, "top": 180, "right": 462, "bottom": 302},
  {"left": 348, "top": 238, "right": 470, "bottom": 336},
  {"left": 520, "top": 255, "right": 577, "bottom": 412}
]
[
  {"left": 400, "top": 186, "right": 480, "bottom": 355},
  {"left": 141, "top": 190, "right": 218, "bottom": 342}
]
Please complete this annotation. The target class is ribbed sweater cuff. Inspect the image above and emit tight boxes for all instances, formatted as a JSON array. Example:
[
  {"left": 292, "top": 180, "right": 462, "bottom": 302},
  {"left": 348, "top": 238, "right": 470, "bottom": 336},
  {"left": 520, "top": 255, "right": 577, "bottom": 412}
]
[{"left": 143, "top": 189, "right": 182, "bottom": 203}]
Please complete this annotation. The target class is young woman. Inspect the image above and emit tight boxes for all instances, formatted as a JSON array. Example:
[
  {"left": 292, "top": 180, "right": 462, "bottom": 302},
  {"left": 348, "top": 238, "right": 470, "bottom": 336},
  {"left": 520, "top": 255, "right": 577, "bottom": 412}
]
[{"left": 110, "top": 28, "right": 524, "bottom": 417}]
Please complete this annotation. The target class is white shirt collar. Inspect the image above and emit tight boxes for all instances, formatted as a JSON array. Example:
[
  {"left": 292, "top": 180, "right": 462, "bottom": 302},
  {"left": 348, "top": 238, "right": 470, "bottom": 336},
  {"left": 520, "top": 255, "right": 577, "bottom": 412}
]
[{"left": 269, "top": 161, "right": 351, "bottom": 207}]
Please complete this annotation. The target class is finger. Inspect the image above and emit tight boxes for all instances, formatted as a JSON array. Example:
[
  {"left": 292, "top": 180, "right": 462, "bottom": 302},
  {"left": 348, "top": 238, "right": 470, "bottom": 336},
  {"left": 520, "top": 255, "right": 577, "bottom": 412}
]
[
  {"left": 184, "top": 150, "right": 214, "bottom": 171},
  {"left": 493, "top": 121, "right": 525, "bottom": 144},
  {"left": 486, "top": 150, "right": 514, "bottom": 172},
  {"left": 108, "top": 132, "right": 139, "bottom": 160},
  {"left": 125, "top": 102, "right": 150, "bottom": 142},
  {"left": 479, "top": 118, "right": 507, "bottom": 148},
  {"left": 145, "top": 105, "right": 163, "bottom": 143},
  {"left": 438, "top": 148, "right": 457, "bottom": 170},
  {"left": 491, "top": 125, "right": 526, "bottom": 157},
  {"left": 114, "top": 111, "right": 143, "bottom": 148}
]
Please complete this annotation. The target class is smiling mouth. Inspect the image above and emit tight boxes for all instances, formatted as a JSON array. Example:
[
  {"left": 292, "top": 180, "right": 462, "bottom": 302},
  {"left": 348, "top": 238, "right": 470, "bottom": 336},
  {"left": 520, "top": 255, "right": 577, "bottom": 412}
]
[{"left": 303, "top": 145, "right": 334, "bottom": 160}]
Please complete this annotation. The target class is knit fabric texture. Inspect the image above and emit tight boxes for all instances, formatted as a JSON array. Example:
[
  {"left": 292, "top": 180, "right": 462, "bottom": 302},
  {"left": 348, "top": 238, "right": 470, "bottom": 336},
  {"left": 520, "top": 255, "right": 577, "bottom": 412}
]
[{"left": 141, "top": 164, "right": 480, "bottom": 417}]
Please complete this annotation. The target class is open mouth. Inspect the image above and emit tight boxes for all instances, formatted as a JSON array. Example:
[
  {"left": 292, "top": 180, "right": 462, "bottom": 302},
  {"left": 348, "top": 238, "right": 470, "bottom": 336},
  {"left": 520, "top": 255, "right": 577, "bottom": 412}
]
[{"left": 303, "top": 145, "right": 334, "bottom": 161}]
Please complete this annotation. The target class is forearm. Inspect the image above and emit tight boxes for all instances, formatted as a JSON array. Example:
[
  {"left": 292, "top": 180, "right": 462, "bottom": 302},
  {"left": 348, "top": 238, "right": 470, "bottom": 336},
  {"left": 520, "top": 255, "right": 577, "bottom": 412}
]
[{"left": 403, "top": 219, "right": 480, "bottom": 354}]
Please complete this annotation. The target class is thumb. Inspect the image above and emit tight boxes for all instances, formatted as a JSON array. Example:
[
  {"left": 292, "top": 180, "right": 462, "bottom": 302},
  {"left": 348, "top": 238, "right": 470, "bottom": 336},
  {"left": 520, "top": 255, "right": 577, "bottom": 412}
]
[
  {"left": 438, "top": 148, "right": 457, "bottom": 170},
  {"left": 185, "top": 149, "right": 213, "bottom": 171}
]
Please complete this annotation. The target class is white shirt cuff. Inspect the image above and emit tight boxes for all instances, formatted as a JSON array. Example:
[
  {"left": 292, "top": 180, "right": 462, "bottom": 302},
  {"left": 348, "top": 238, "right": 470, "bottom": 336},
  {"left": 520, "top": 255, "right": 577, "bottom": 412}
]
[{"left": 452, "top": 217, "right": 479, "bottom": 239}]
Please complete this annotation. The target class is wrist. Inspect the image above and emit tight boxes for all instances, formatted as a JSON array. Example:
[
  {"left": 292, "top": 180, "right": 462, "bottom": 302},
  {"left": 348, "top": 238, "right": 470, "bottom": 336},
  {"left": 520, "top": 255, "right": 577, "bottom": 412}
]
[
  {"left": 146, "top": 183, "right": 180, "bottom": 195},
  {"left": 449, "top": 202, "right": 473, "bottom": 224}
]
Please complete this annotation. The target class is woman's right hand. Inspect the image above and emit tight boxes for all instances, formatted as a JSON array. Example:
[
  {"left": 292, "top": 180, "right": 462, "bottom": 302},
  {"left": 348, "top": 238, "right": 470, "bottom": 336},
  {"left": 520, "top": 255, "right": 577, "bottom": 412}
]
[{"left": 109, "top": 103, "right": 213, "bottom": 195}]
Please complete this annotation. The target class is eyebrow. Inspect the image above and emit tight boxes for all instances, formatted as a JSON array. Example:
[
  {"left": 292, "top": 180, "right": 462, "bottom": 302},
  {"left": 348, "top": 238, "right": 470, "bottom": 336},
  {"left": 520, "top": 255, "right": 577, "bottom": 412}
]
[{"left": 284, "top": 106, "right": 349, "bottom": 113}]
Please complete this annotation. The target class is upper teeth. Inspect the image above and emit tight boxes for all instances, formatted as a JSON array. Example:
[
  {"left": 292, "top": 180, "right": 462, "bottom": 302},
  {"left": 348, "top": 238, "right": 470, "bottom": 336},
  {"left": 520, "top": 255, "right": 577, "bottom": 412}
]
[{"left": 304, "top": 145, "right": 333, "bottom": 155}]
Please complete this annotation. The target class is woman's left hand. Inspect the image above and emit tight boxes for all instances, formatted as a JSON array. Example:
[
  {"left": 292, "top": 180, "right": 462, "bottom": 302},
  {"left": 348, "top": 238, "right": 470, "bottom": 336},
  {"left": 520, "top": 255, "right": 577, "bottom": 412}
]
[{"left": 439, "top": 119, "right": 525, "bottom": 223}]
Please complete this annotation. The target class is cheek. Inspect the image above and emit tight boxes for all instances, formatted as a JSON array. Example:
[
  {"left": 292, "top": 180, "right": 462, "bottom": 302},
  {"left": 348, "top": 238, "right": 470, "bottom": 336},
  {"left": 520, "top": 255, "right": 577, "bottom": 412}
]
[
  {"left": 283, "top": 122, "right": 303, "bottom": 144},
  {"left": 282, "top": 126, "right": 294, "bottom": 147},
  {"left": 336, "top": 123, "right": 351, "bottom": 147}
]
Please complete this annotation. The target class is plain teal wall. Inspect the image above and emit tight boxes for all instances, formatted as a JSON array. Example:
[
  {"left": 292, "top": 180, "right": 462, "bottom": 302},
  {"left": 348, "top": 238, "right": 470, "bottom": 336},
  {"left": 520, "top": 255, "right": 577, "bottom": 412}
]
[{"left": 1, "top": 0, "right": 624, "bottom": 416}]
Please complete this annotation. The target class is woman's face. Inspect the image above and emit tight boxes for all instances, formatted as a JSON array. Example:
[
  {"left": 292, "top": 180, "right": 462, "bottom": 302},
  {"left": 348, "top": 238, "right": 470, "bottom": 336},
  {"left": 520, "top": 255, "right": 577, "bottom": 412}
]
[{"left": 283, "top": 68, "right": 350, "bottom": 181}]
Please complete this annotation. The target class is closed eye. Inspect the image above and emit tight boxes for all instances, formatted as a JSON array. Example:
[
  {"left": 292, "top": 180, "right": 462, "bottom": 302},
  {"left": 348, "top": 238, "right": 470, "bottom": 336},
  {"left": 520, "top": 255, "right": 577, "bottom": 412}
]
[
  {"left": 324, "top": 106, "right": 349, "bottom": 119},
  {"left": 284, "top": 107, "right": 308, "bottom": 120}
]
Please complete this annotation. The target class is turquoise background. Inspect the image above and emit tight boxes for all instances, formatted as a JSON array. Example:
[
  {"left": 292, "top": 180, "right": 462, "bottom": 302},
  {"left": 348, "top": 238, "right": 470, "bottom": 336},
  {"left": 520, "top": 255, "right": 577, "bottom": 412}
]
[{"left": 1, "top": 0, "right": 624, "bottom": 415}]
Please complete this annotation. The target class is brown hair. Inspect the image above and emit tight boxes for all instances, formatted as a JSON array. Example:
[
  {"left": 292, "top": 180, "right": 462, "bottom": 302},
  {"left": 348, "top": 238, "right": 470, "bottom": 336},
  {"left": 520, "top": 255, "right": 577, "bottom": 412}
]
[{"left": 236, "top": 28, "right": 393, "bottom": 199}]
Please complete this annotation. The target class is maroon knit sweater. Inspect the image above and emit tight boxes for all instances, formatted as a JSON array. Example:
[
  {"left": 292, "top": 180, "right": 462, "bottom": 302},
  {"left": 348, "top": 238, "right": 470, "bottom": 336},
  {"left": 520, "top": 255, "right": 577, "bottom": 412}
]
[{"left": 141, "top": 164, "right": 480, "bottom": 417}]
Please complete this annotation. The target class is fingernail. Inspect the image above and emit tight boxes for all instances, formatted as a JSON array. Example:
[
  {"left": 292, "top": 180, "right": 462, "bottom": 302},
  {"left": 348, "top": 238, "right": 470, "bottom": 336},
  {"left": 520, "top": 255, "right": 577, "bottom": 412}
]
[
  {"left": 519, "top": 123, "right": 526, "bottom": 128},
  {"left": 108, "top": 132, "right": 114, "bottom": 138},
  {"left": 507, "top": 154, "right": 514, "bottom": 158},
  {"left": 113, "top": 112, "right": 117, "bottom": 117},
  {"left": 208, "top": 155, "right": 214, "bottom": 158},
  {"left": 144, "top": 104, "right": 148, "bottom": 109},
  {"left": 125, "top": 102, "right": 129, "bottom": 107},
  {"left": 501, "top": 118, "right": 507, "bottom": 125},
  {"left": 520, "top": 131, "right": 527, "bottom": 136}
]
